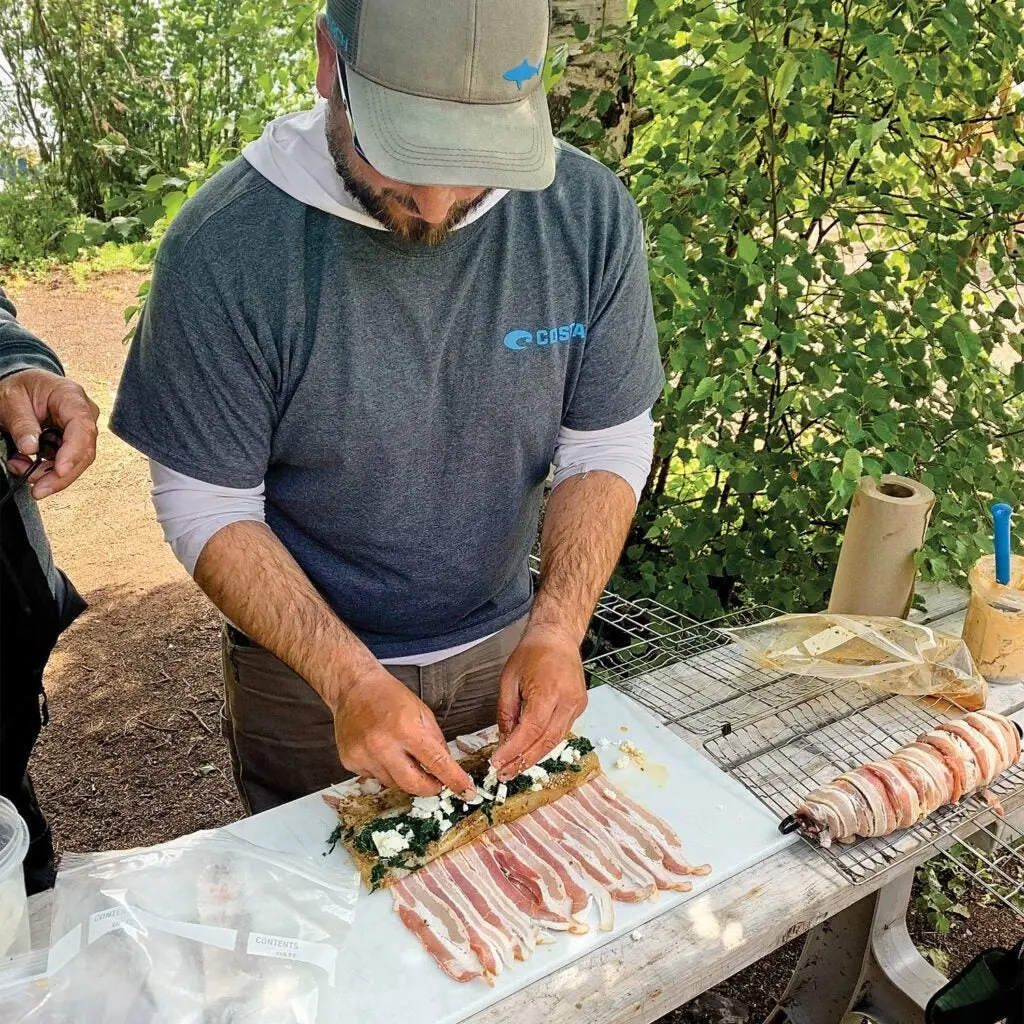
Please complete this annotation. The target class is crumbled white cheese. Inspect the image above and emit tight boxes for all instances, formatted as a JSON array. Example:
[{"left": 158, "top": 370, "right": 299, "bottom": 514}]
[
  {"left": 483, "top": 765, "right": 499, "bottom": 791},
  {"left": 438, "top": 818, "right": 453, "bottom": 834},
  {"left": 530, "top": 782, "right": 543, "bottom": 792},
  {"left": 439, "top": 796, "right": 454, "bottom": 815},
  {"left": 495, "top": 783, "right": 508, "bottom": 805},
  {"left": 524, "top": 765, "right": 549, "bottom": 784},
  {"left": 542, "top": 741, "right": 568, "bottom": 763},
  {"left": 433, "top": 809, "right": 445, "bottom": 822},
  {"left": 409, "top": 795, "right": 441, "bottom": 819},
  {"left": 462, "top": 803, "right": 469, "bottom": 812},
  {"left": 614, "top": 756, "right": 630, "bottom": 770},
  {"left": 371, "top": 829, "right": 410, "bottom": 858},
  {"left": 559, "top": 747, "right": 576, "bottom": 764},
  {"left": 596, "top": 737, "right": 613, "bottom": 749},
  {"left": 630, "top": 929, "right": 644, "bottom": 942},
  {"left": 359, "top": 779, "right": 383, "bottom": 795},
  {"left": 464, "top": 793, "right": 484, "bottom": 806}
]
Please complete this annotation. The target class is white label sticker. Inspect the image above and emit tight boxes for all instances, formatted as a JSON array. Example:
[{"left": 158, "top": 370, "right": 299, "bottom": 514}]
[
  {"left": 790, "top": 625, "right": 858, "bottom": 658},
  {"left": 87, "top": 905, "right": 236, "bottom": 950},
  {"left": 46, "top": 924, "right": 81, "bottom": 976},
  {"left": 246, "top": 932, "right": 337, "bottom": 985}
]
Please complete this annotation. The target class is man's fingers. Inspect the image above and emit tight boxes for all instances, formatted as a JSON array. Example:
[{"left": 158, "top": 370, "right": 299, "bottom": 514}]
[
  {"left": 5, "top": 455, "right": 32, "bottom": 477},
  {"left": 492, "top": 695, "right": 559, "bottom": 779},
  {"left": 33, "top": 422, "right": 96, "bottom": 498},
  {"left": 388, "top": 754, "right": 446, "bottom": 797},
  {"left": 495, "top": 674, "right": 521, "bottom": 743},
  {"left": 509, "top": 705, "right": 578, "bottom": 778},
  {"left": 35, "top": 387, "right": 99, "bottom": 496},
  {"left": 0, "top": 386, "right": 42, "bottom": 457},
  {"left": 416, "top": 739, "right": 475, "bottom": 798}
]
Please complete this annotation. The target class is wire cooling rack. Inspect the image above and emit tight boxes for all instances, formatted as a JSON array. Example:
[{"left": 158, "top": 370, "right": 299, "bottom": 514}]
[{"left": 585, "top": 602, "right": 1024, "bottom": 892}]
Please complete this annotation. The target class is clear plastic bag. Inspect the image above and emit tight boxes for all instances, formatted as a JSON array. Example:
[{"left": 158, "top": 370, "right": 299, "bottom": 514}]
[
  {"left": 0, "top": 830, "right": 359, "bottom": 1024},
  {"left": 724, "top": 613, "right": 987, "bottom": 709}
]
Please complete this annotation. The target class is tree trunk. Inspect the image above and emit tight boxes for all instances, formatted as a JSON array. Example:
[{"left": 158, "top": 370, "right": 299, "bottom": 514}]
[{"left": 549, "top": 0, "right": 633, "bottom": 162}]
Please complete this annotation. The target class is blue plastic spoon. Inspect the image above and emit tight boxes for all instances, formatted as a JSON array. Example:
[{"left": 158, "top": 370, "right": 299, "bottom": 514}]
[{"left": 993, "top": 502, "right": 1013, "bottom": 585}]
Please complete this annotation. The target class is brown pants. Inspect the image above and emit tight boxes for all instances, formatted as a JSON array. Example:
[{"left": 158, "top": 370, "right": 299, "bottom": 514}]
[{"left": 221, "top": 619, "right": 527, "bottom": 814}]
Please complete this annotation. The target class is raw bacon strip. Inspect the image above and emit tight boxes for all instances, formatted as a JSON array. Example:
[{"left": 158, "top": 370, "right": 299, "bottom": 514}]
[
  {"left": 537, "top": 804, "right": 656, "bottom": 902},
  {"left": 450, "top": 847, "right": 539, "bottom": 958},
  {"left": 964, "top": 713, "right": 1014, "bottom": 771},
  {"left": 559, "top": 793, "right": 688, "bottom": 892},
  {"left": 924, "top": 731, "right": 980, "bottom": 795},
  {"left": 840, "top": 771, "right": 896, "bottom": 835},
  {"left": 975, "top": 710, "right": 1021, "bottom": 764},
  {"left": 508, "top": 818, "right": 592, "bottom": 920},
  {"left": 484, "top": 833, "right": 577, "bottom": 930},
  {"left": 831, "top": 779, "right": 873, "bottom": 836},
  {"left": 861, "top": 761, "right": 920, "bottom": 829},
  {"left": 591, "top": 781, "right": 712, "bottom": 877},
  {"left": 571, "top": 788, "right": 689, "bottom": 887},
  {"left": 441, "top": 857, "right": 531, "bottom": 962},
  {"left": 419, "top": 867, "right": 505, "bottom": 976},
  {"left": 575, "top": 784, "right": 702, "bottom": 882},
  {"left": 533, "top": 804, "right": 651, "bottom": 903},
  {"left": 794, "top": 798, "right": 844, "bottom": 844},
  {"left": 434, "top": 860, "right": 518, "bottom": 967},
  {"left": 800, "top": 783, "right": 863, "bottom": 843},
  {"left": 938, "top": 722, "right": 999, "bottom": 786},
  {"left": 917, "top": 732, "right": 968, "bottom": 802},
  {"left": 455, "top": 725, "right": 499, "bottom": 756},
  {"left": 888, "top": 753, "right": 944, "bottom": 816},
  {"left": 393, "top": 877, "right": 487, "bottom": 984},
  {"left": 891, "top": 744, "right": 955, "bottom": 807}
]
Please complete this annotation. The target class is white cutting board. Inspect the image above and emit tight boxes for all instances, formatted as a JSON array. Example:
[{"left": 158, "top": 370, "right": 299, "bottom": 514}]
[{"left": 228, "top": 687, "right": 796, "bottom": 1024}]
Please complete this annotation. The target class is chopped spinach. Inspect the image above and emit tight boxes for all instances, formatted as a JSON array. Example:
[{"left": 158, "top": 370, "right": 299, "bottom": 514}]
[
  {"left": 369, "top": 862, "right": 390, "bottom": 890},
  {"left": 340, "top": 735, "right": 597, "bottom": 871},
  {"left": 326, "top": 824, "right": 343, "bottom": 855}
]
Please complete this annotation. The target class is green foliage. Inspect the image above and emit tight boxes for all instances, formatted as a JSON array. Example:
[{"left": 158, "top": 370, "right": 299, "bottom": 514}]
[
  {"left": 915, "top": 860, "right": 972, "bottom": 935},
  {"left": 0, "top": 163, "right": 77, "bottom": 263},
  {"left": 0, "top": 0, "right": 318, "bottom": 228},
  {"left": 616, "top": 0, "right": 1024, "bottom": 616}
]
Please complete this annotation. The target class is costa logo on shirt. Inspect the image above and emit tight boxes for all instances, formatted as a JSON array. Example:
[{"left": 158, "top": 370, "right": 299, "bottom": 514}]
[{"left": 503, "top": 323, "right": 587, "bottom": 351}]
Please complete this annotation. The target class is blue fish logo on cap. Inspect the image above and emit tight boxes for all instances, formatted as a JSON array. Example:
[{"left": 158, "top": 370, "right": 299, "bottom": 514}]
[{"left": 503, "top": 58, "right": 542, "bottom": 90}]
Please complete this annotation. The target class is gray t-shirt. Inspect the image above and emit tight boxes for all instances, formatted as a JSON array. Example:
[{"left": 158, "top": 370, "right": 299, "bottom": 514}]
[{"left": 111, "top": 144, "right": 663, "bottom": 658}]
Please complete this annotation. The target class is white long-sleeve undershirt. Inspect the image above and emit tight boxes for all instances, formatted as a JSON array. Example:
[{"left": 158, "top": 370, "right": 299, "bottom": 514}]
[{"left": 149, "top": 408, "right": 655, "bottom": 665}]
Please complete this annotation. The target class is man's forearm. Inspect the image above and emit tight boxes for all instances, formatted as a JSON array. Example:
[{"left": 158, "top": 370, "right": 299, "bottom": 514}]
[
  {"left": 529, "top": 471, "right": 637, "bottom": 645},
  {"left": 194, "top": 520, "right": 378, "bottom": 710}
]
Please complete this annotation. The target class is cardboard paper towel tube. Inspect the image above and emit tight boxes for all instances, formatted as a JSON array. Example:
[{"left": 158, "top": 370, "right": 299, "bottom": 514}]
[{"left": 827, "top": 474, "right": 936, "bottom": 618}]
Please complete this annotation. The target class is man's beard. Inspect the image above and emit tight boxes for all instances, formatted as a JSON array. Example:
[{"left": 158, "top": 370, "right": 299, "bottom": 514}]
[{"left": 325, "top": 92, "right": 489, "bottom": 245}]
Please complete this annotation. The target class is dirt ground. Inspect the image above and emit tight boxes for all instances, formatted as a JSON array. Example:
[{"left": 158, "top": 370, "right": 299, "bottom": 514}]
[{"left": 6, "top": 270, "right": 1016, "bottom": 1023}]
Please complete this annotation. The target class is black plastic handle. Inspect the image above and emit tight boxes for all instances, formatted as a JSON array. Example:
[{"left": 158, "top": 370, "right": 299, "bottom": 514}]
[{"left": 778, "top": 814, "right": 800, "bottom": 835}]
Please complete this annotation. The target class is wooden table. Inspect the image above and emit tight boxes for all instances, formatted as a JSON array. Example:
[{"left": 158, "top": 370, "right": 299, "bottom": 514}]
[
  {"left": 466, "top": 584, "right": 1024, "bottom": 1024},
  {"left": 22, "top": 585, "right": 1022, "bottom": 1024}
]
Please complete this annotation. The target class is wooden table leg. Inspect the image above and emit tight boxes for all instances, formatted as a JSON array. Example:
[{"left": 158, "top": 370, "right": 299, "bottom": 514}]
[{"left": 763, "top": 870, "right": 945, "bottom": 1024}]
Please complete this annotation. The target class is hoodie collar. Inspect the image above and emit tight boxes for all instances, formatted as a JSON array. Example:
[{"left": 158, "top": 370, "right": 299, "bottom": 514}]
[{"left": 242, "top": 101, "right": 509, "bottom": 231}]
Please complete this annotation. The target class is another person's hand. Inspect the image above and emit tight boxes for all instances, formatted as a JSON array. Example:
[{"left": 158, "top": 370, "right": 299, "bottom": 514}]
[
  {"left": 0, "top": 368, "right": 99, "bottom": 498},
  {"left": 332, "top": 666, "right": 477, "bottom": 798},
  {"left": 491, "top": 624, "right": 588, "bottom": 782}
]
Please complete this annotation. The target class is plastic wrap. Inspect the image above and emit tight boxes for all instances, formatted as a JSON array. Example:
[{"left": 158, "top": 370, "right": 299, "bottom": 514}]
[
  {"left": 725, "top": 613, "right": 987, "bottom": 709},
  {"left": 0, "top": 831, "right": 359, "bottom": 1024}
]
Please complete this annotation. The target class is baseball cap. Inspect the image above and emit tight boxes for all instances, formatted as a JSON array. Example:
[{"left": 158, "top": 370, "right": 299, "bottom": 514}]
[{"left": 324, "top": 0, "right": 555, "bottom": 191}]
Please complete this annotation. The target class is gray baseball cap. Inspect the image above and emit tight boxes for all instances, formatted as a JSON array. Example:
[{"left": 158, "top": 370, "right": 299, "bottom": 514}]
[{"left": 324, "top": 0, "right": 555, "bottom": 191}]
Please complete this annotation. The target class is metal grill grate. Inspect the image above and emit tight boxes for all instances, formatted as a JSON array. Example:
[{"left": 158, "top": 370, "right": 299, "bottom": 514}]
[{"left": 584, "top": 601, "right": 1024, "bottom": 894}]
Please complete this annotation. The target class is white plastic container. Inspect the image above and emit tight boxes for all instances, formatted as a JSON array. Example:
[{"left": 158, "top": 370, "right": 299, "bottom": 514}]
[{"left": 0, "top": 796, "right": 31, "bottom": 960}]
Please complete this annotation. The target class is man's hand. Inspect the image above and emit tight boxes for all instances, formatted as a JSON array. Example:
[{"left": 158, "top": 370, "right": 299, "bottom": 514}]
[
  {"left": 490, "top": 624, "right": 588, "bottom": 782},
  {"left": 0, "top": 368, "right": 99, "bottom": 498},
  {"left": 333, "top": 666, "right": 477, "bottom": 798}
]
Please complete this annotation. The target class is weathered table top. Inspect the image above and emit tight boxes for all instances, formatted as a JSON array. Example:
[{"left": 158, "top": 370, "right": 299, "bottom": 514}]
[{"left": 466, "top": 584, "right": 1024, "bottom": 1024}]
